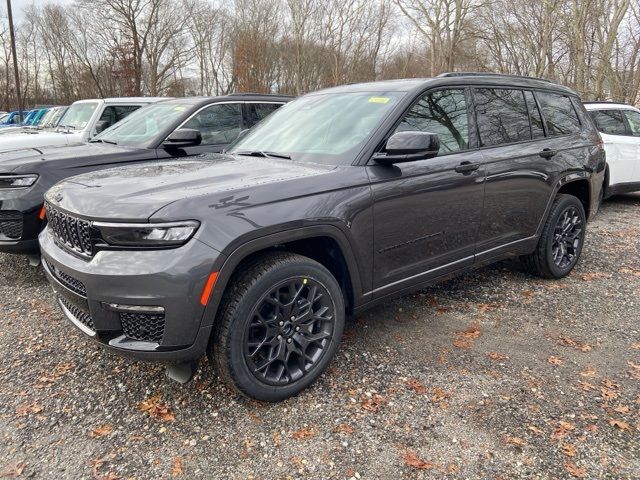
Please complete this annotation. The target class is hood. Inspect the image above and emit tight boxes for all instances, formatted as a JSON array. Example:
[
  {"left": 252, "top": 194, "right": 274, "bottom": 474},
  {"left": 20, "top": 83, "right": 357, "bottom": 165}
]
[
  {"left": 0, "top": 130, "right": 83, "bottom": 152},
  {"left": 0, "top": 142, "right": 140, "bottom": 173},
  {"left": 47, "top": 154, "right": 337, "bottom": 221}
]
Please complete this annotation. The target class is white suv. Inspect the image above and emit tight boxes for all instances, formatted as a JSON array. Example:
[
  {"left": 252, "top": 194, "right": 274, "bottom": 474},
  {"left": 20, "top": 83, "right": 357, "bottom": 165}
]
[
  {"left": 0, "top": 97, "right": 166, "bottom": 152},
  {"left": 584, "top": 102, "right": 640, "bottom": 198}
]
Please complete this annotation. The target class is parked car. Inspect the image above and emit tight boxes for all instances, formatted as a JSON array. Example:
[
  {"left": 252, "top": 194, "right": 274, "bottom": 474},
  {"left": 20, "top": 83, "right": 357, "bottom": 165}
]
[
  {"left": 584, "top": 102, "right": 640, "bottom": 198},
  {"left": 0, "top": 111, "right": 23, "bottom": 127},
  {"left": 0, "top": 94, "right": 290, "bottom": 255},
  {"left": 0, "top": 98, "right": 165, "bottom": 152},
  {"left": 40, "top": 74, "right": 605, "bottom": 401}
]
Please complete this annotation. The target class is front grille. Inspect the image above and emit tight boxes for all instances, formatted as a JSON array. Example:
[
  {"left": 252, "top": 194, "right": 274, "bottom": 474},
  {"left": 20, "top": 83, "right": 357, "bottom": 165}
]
[
  {"left": 59, "top": 295, "right": 95, "bottom": 331},
  {"left": 46, "top": 203, "right": 93, "bottom": 256},
  {"left": 0, "top": 211, "right": 23, "bottom": 240},
  {"left": 45, "top": 259, "right": 87, "bottom": 297},
  {"left": 120, "top": 312, "right": 165, "bottom": 343}
]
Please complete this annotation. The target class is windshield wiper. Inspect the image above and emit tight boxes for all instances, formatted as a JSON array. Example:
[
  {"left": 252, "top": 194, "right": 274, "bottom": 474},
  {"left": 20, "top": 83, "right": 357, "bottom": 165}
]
[
  {"left": 90, "top": 139, "right": 118, "bottom": 145},
  {"left": 234, "top": 150, "right": 291, "bottom": 160}
]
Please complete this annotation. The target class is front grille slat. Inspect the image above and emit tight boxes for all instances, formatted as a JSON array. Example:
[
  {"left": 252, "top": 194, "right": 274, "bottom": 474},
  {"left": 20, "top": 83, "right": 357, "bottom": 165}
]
[
  {"left": 59, "top": 295, "right": 95, "bottom": 331},
  {"left": 45, "top": 203, "right": 93, "bottom": 256},
  {"left": 0, "top": 211, "right": 23, "bottom": 240},
  {"left": 45, "top": 259, "right": 87, "bottom": 297}
]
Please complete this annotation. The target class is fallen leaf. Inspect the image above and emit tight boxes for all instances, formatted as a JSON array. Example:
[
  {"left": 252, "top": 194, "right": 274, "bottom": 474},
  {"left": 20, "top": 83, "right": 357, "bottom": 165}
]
[
  {"left": 600, "top": 387, "right": 619, "bottom": 401},
  {"left": 453, "top": 324, "right": 481, "bottom": 349},
  {"left": 404, "top": 378, "right": 427, "bottom": 395},
  {"left": 333, "top": 423, "right": 354, "bottom": 434},
  {"left": 90, "top": 424, "right": 114, "bottom": 438},
  {"left": 487, "top": 351, "right": 508, "bottom": 361},
  {"left": 291, "top": 426, "right": 316, "bottom": 440},
  {"left": 504, "top": 436, "right": 526, "bottom": 447},
  {"left": 613, "top": 405, "right": 630, "bottom": 414},
  {"left": 565, "top": 461, "right": 587, "bottom": 478},
  {"left": 577, "top": 381, "right": 595, "bottom": 392},
  {"left": 361, "top": 394, "right": 387, "bottom": 413},
  {"left": 608, "top": 419, "right": 631, "bottom": 431},
  {"left": 172, "top": 457, "right": 183, "bottom": 476},
  {"left": 15, "top": 403, "right": 43, "bottom": 417},
  {"left": 552, "top": 421, "right": 575, "bottom": 441},
  {"left": 137, "top": 395, "right": 175, "bottom": 422},
  {"left": 548, "top": 356, "right": 563, "bottom": 366},
  {"left": 528, "top": 425, "right": 543, "bottom": 435},
  {"left": 631, "top": 343, "right": 640, "bottom": 350},
  {"left": 561, "top": 443, "right": 577, "bottom": 457},
  {"left": 580, "top": 366, "right": 597, "bottom": 377},
  {"left": 581, "top": 272, "right": 611, "bottom": 281},
  {"left": 402, "top": 451, "right": 434, "bottom": 470},
  {"left": 0, "top": 462, "right": 26, "bottom": 478}
]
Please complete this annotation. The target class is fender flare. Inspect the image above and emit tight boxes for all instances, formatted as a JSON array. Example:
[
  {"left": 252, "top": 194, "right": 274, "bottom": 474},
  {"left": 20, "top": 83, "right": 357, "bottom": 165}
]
[
  {"left": 200, "top": 224, "right": 365, "bottom": 328},
  {"left": 535, "top": 172, "right": 592, "bottom": 236}
]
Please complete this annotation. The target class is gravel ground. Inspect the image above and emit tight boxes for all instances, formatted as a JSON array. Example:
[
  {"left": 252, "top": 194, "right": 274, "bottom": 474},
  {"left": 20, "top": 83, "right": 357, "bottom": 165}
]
[{"left": 1, "top": 194, "right": 639, "bottom": 480}]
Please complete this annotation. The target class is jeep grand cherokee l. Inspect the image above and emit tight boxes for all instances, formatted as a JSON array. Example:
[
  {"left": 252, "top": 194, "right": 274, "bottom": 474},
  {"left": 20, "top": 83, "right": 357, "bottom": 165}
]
[
  {"left": 40, "top": 74, "right": 605, "bottom": 401},
  {"left": 0, "top": 94, "right": 289, "bottom": 255}
]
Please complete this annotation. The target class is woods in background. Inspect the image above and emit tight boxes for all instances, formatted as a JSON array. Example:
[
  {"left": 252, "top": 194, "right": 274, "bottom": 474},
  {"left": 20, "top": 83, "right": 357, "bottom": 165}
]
[{"left": 0, "top": 0, "right": 639, "bottom": 110}]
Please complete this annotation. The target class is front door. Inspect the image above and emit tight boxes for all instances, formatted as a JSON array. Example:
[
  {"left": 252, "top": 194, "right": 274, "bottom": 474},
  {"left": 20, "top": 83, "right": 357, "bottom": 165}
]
[{"left": 367, "top": 88, "right": 485, "bottom": 296}]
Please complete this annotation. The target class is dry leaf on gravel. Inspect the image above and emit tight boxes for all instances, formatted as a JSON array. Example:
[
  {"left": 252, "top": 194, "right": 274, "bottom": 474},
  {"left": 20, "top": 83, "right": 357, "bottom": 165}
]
[
  {"left": 608, "top": 419, "right": 631, "bottom": 431},
  {"left": 547, "top": 356, "right": 563, "bottom": 366},
  {"left": 504, "top": 436, "right": 526, "bottom": 447},
  {"left": 580, "top": 366, "right": 597, "bottom": 377},
  {"left": 551, "top": 421, "right": 575, "bottom": 441},
  {"left": 581, "top": 272, "right": 611, "bottom": 281},
  {"left": 90, "top": 424, "right": 114, "bottom": 438},
  {"left": 565, "top": 462, "right": 587, "bottom": 478},
  {"left": 361, "top": 394, "right": 387, "bottom": 412},
  {"left": 488, "top": 351, "right": 509, "bottom": 361},
  {"left": 333, "top": 423, "right": 354, "bottom": 434},
  {"left": 172, "top": 457, "right": 183, "bottom": 476},
  {"left": 0, "top": 461, "right": 26, "bottom": 478},
  {"left": 404, "top": 378, "right": 427, "bottom": 394},
  {"left": 577, "top": 381, "right": 595, "bottom": 392},
  {"left": 560, "top": 444, "right": 577, "bottom": 457},
  {"left": 528, "top": 425, "right": 544, "bottom": 435},
  {"left": 137, "top": 395, "right": 175, "bottom": 422},
  {"left": 15, "top": 403, "right": 43, "bottom": 417},
  {"left": 558, "top": 335, "right": 592, "bottom": 352},
  {"left": 291, "top": 426, "right": 316, "bottom": 440},
  {"left": 613, "top": 405, "right": 630, "bottom": 414},
  {"left": 453, "top": 324, "right": 481, "bottom": 349},
  {"left": 402, "top": 451, "right": 435, "bottom": 470}
]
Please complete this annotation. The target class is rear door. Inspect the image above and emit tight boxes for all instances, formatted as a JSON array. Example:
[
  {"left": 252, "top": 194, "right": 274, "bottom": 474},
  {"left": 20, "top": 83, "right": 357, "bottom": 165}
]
[
  {"left": 473, "top": 88, "right": 552, "bottom": 258},
  {"left": 368, "top": 88, "right": 485, "bottom": 294},
  {"left": 621, "top": 109, "right": 640, "bottom": 182},
  {"left": 590, "top": 109, "right": 637, "bottom": 185}
]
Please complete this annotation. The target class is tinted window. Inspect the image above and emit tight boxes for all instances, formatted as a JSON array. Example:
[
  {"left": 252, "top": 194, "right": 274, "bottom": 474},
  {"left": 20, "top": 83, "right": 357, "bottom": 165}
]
[
  {"left": 474, "top": 88, "right": 530, "bottom": 146},
  {"left": 536, "top": 92, "right": 581, "bottom": 135},
  {"left": 245, "top": 103, "right": 282, "bottom": 128},
  {"left": 590, "top": 110, "right": 627, "bottom": 135},
  {"left": 525, "top": 91, "right": 545, "bottom": 138},
  {"left": 623, "top": 110, "right": 640, "bottom": 136},
  {"left": 183, "top": 103, "right": 242, "bottom": 145},
  {"left": 395, "top": 89, "right": 469, "bottom": 154},
  {"left": 99, "top": 105, "right": 141, "bottom": 126}
]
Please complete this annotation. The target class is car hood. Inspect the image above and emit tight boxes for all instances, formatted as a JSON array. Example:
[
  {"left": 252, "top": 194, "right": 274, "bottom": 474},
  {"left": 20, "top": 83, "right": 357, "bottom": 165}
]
[
  {"left": 0, "top": 142, "right": 141, "bottom": 172},
  {"left": 47, "top": 154, "right": 338, "bottom": 221},
  {"left": 0, "top": 130, "right": 83, "bottom": 152}
]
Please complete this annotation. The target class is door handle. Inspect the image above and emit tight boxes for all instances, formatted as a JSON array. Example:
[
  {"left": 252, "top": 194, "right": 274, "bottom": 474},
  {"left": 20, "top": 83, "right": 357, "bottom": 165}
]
[
  {"left": 454, "top": 161, "right": 480, "bottom": 174},
  {"left": 539, "top": 148, "right": 557, "bottom": 159}
]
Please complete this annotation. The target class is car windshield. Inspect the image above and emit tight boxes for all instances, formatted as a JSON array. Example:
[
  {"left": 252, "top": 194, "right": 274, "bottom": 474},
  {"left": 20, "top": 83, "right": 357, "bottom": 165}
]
[
  {"left": 57, "top": 102, "right": 99, "bottom": 130},
  {"left": 228, "top": 91, "right": 404, "bottom": 164},
  {"left": 91, "top": 103, "right": 190, "bottom": 147}
]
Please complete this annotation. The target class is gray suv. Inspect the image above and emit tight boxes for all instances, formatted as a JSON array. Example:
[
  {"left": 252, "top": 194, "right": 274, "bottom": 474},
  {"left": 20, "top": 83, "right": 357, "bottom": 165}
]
[{"left": 40, "top": 74, "right": 606, "bottom": 401}]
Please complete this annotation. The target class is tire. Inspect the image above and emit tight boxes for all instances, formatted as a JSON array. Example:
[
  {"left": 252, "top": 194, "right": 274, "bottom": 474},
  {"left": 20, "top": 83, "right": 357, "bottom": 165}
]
[
  {"left": 522, "top": 194, "right": 587, "bottom": 279},
  {"left": 209, "top": 251, "right": 345, "bottom": 401}
]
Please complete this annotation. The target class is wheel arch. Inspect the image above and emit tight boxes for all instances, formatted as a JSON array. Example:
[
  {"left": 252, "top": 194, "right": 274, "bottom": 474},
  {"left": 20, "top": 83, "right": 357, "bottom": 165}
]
[{"left": 201, "top": 225, "right": 364, "bottom": 329}]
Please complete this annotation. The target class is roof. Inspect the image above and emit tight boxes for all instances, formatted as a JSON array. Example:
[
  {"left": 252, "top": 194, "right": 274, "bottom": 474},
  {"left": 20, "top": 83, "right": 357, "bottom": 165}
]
[
  {"left": 72, "top": 97, "right": 170, "bottom": 105},
  {"left": 158, "top": 95, "right": 293, "bottom": 108},
  {"left": 583, "top": 102, "right": 639, "bottom": 111},
  {"left": 309, "top": 73, "right": 578, "bottom": 97}
]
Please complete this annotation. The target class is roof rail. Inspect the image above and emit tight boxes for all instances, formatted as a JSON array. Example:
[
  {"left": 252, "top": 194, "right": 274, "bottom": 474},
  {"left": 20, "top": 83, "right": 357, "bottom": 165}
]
[
  {"left": 228, "top": 92, "right": 293, "bottom": 97},
  {"left": 582, "top": 100, "right": 629, "bottom": 105},
  {"left": 437, "top": 72, "right": 555, "bottom": 84}
]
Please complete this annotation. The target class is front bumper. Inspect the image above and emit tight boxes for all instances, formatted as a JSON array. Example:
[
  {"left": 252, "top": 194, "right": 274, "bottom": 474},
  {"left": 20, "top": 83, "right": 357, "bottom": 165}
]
[
  {"left": 39, "top": 227, "right": 220, "bottom": 362},
  {"left": 0, "top": 187, "right": 45, "bottom": 254}
]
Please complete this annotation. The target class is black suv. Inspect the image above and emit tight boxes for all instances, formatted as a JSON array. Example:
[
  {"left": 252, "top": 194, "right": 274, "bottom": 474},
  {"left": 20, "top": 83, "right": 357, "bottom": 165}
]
[
  {"left": 40, "top": 74, "right": 605, "bottom": 401},
  {"left": 0, "top": 95, "right": 290, "bottom": 255}
]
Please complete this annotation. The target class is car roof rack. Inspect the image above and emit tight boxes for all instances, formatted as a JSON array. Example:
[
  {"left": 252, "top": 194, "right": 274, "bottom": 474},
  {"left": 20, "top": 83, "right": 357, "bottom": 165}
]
[
  {"left": 228, "top": 92, "right": 293, "bottom": 97},
  {"left": 582, "top": 100, "right": 629, "bottom": 105},
  {"left": 438, "top": 72, "right": 555, "bottom": 84}
]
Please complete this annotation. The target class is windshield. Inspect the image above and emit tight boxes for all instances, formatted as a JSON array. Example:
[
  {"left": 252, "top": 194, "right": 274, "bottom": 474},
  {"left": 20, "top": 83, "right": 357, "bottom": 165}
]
[
  {"left": 91, "top": 102, "right": 190, "bottom": 147},
  {"left": 228, "top": 91, "right": 404, "bottom": 164},
  {"left": 58, "top": 102, "right": 99, "bottom": 130}
]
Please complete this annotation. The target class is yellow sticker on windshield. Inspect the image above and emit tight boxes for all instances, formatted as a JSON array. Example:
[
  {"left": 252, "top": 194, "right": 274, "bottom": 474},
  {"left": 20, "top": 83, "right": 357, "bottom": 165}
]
[
  {"left": 368, "top": 96, "right": 391, "bottom": 104},
  {"left": 174, "top": 106, "right": 186, "bottom": 111}
]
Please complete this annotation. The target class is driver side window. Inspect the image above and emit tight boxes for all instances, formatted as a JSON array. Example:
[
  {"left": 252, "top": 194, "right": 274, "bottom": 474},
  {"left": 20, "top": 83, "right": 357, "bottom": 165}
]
[
  {"left": 394, "top": 89, "right": 469, "bottom": 154},
  {"left": 182, "top": 103, "right": 242, "bottom": 145}
]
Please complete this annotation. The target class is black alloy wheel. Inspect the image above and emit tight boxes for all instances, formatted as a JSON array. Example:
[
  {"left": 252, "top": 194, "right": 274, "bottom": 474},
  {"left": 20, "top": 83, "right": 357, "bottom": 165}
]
[{"left": 551, "top": 206, "right": 583, "bottom": 269}]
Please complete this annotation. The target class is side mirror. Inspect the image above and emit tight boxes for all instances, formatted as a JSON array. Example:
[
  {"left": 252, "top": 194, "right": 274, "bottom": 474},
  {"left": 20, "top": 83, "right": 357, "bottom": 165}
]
[
  {"left": 94, "top": 120, "right": 111, "bottom": 134},
  {"left": 163, "top": 128, "right": 202, "bottom": 149},
  {"left": 373, "top": 131, "right": 440, "bottom": 165}
]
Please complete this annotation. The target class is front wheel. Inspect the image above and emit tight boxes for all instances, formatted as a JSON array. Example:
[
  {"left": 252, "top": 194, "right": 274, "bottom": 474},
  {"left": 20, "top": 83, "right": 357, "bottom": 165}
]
[
  {"left": 522, "top": 194, "right": 587, "bottom": 279},
  {"left": 210, "top": 252, "right": 345, "bottom": 401}
]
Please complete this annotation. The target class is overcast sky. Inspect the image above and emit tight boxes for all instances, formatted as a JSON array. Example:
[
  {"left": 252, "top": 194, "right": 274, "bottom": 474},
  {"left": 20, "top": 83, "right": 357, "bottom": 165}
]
[{"left": 9, "top": 0, "right": 75, "bottom": 21}]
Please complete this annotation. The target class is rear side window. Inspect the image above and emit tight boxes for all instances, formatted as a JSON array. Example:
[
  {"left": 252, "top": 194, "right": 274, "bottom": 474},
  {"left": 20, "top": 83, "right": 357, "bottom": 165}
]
[
  {"left": 99, "top": 105, "right": 141, "bottom": 126},
  {"left": 524, "top": 91, "right": 545, "bottom": 139},
  {"left": 536, "top": 92, "right": 581, "bottom": 135},
  {"left": 623, "top": 110, "right": 640, "bottom": 136},
  {"left": 474, "top": 88, "right": 531, "bottom": 146},
  {"left": 245, "top": 103, "right": 282, "bottom": 128},
  {"left": 395, "top": 89, "right": 469, "bottom": 154},
  {"left": 590, "top": 110, "right": 628, "bottom": 135}
]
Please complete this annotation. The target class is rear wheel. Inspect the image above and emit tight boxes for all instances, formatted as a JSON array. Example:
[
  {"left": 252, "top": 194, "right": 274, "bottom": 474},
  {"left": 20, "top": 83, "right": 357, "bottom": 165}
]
[
  {"left": 522, "top": 194, "right": 586, "bottom": 279},
  {"left": 210, "top": 252, "right": 345, "bottom": 401}
]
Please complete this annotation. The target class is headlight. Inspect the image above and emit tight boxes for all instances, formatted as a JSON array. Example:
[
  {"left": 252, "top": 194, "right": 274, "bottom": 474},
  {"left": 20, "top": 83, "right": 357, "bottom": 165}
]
[
  {"left": 93, "top": 221, "right": 200, "bottom": 247},
  {"left": 0, "top": 174, "right": 38, "bottom": 188}
]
